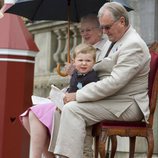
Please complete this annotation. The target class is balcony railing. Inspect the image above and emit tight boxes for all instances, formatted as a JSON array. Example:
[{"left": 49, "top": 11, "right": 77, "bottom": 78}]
[{"left": 26, "top": 20, "right": 81, "bottom": 97}]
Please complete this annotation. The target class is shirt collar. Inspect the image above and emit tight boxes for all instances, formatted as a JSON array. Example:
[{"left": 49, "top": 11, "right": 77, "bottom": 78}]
[{"left": 93, "top": 38, "right": 107, "bottom": 51}]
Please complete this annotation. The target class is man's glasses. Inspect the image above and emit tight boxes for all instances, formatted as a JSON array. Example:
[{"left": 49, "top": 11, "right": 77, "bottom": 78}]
[{"left": 100, "top": 20, "right": 119, "bottom": 31}]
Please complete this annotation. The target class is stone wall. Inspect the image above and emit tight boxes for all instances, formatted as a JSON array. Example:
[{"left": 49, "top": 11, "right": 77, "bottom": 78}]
[{"left": 26, "top": 21, "right": 82, "bottom": 97}]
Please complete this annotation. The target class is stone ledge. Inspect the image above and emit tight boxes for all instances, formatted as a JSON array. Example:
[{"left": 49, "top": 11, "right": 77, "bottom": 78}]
[{"left": 33, "top": 73, "right": 70, "bottom": 97}]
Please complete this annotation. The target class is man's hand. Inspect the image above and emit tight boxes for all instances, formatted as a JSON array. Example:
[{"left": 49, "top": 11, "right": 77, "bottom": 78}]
[{"left": 63, "top": 92, "right": 76, "bottom": 104}]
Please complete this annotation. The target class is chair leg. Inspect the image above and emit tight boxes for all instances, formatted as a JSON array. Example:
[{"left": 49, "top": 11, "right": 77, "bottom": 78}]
[
  {"left": 94, "top": 135, "right": 99, "bottom": 158},
  {"left": 99, "top": 141, "right": 106, "bottom": 158},
  {"left": 129, "top": 136, "right": 136, "bottom": 158},
  {"left": 99, "top": 131, "right": 108, "bottom": 158},
  {"left": 146, "top": 130, "right": 154, "bottom": 158},
  {"left": 106, "top": 137, "right": 110, "bottom": 158},
  {"left": 110, "top": 136, "right": 117, "bottom": 158}
]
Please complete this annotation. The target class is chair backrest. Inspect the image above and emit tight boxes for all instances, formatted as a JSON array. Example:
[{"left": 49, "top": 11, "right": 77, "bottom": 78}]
[{"left": 148, "top": 51, "right": 158, "bottom": 127}]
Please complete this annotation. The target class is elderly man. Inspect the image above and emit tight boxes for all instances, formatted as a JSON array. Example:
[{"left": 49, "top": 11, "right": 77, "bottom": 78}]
[{"left": 54, "top": 2, "right": 151, "bottom": 158}]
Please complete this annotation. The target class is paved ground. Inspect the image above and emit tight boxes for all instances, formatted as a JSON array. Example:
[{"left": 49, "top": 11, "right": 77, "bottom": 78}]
[{"left": 109, "top": 152, "right": 158, "bottom": 158}]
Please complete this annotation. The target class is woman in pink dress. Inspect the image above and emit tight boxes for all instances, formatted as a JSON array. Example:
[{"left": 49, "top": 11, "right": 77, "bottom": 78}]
[{"left": 20, "top": 103, "right": 56, "bottom": 158}]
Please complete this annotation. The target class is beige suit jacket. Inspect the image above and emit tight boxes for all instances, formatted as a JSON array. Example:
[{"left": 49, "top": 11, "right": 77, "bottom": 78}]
[{"left": 76, "top": 26, "right": 151, "bottom": 122}]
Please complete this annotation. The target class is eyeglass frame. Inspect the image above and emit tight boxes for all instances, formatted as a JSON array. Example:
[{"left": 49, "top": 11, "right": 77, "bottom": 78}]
[
  {"left": 79, "top": 27, "right": 100, "bottom": 34},
  {"left": 99, "top": 18, "right": 120, "bottom": 31}
]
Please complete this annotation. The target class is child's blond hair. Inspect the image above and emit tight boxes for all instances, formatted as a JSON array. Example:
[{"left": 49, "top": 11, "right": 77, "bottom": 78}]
[{"left": 73, "top": 43, "right": 96, "bottom": 61}]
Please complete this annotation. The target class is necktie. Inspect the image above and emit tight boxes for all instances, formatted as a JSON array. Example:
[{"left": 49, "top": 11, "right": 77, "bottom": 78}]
[{"left": 104, "top": 42, "right": 115, "bottom": 58}]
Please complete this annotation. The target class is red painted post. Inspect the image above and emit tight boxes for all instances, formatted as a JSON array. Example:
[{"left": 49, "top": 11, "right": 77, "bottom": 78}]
[{"left": 0, "top": 13, "right": 39, "bottom": 158}]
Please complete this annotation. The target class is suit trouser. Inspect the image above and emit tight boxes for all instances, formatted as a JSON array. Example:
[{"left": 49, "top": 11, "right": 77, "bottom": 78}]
[
  {"left": 83, "top": 126, "right": 93, "bottom": 158},
  {"left": 52, "top": 100, "right": 143, "bottom": 158},
  {"left": 49, "top": 109, "right": 61, "bottom": 151},
  {"left": 48, "top": 110, "right": 94, "bottom": 158}
]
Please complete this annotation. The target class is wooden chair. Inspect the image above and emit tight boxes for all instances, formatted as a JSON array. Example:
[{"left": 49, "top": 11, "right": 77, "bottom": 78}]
[{"left": 92, "top": 50, "right": 158, "bottom": 158}]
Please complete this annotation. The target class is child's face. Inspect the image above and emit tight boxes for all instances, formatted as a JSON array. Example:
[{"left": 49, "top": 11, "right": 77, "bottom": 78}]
[{"left": 74, "top": 53, "right": 95, "bottom": 74}]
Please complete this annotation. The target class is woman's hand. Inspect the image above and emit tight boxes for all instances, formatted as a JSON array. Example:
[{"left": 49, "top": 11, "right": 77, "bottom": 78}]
[
  {"left": 64, "top": 62, "right": 75, "bottom": 76},
  {"left": 63, "top": 92, "right": 76, "bottom": 104}
]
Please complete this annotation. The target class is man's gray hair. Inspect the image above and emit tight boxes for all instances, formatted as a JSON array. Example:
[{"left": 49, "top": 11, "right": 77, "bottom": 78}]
[{"left": 98, "top": 2, "right": 129, "bottom": 26}]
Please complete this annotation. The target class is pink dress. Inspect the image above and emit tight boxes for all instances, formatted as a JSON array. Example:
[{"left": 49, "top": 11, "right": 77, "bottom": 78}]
[{"left": 19, "top": 103, "right": 56, "bottom": 135}]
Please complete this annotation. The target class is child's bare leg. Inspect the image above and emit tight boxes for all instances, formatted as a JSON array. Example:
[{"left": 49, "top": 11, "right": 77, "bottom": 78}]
[
  {"left": 28, "top": 111, "right": 50, "bottom": 158},
  {"left": 22, "top": 115, "right": 30, "bottom": 133}
]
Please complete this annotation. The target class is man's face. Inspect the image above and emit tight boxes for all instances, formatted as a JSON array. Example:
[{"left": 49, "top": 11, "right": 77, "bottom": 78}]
[
  {"left": 80, "top": 22, "right": 103, "bottom": 45},
  {"left": 99, "top": 11, "right": 126, "bottom": 42}
]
